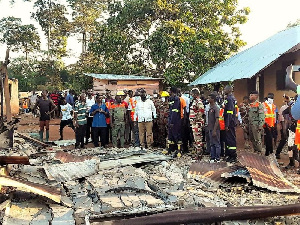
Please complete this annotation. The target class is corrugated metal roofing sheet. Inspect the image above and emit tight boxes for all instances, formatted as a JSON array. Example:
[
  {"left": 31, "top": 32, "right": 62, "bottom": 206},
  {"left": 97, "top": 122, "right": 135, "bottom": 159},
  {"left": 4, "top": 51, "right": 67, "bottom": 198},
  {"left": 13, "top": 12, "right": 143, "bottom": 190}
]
[
  {"left": 85, "top": 73, "right": 162, "bottom": 80},
  {"left": 238, "top": 152, "right": 300, "bottom": 193},
  {"left": 190, "top": 25, "right": 300, "bottom": 85}
]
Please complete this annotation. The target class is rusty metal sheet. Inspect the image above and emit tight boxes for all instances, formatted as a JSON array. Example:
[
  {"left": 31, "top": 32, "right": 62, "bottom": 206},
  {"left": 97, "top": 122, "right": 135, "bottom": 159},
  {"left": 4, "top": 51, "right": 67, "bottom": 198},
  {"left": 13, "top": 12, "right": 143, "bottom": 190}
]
[
  {"left": 91, "top": 203, "right": 300, "bottom": 225},
  {"left": 238, "top": 152, "right": 300, "bottom": 193},
  {"left": 54, "top": 150, "right": 92, "bottom": 163},
  {"left": 0, "top": 175, "right": 61, "bottom": 203},
  {"left": 188, "top": 162, "right": 239, "bottom": 184}
]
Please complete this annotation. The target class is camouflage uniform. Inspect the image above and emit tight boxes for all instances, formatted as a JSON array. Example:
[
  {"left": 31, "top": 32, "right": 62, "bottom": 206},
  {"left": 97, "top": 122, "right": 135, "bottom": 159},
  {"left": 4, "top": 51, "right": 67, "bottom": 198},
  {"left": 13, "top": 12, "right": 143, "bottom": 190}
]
[
  {"left": 189, "top": 97, "right": 205, "bottom": 158},
  {"left": 239, "top": 102, "right": 250, "bottom": 148},
  {"left": 152, "top": 98, "right": 161, "bottom": 147},
  {"left": 248, "top": 100, "right": 265, "bottom": 152},
  {"left": 111, "top": 103, "right": 126, "bottom": 147},
  {"left": 155, "top": 99, "right": 169, "bottom": 148}
]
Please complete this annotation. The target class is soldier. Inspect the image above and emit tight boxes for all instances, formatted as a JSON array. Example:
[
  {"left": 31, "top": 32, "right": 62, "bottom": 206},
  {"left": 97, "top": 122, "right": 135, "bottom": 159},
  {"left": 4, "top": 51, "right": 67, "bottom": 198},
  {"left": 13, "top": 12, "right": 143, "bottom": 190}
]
[
  {"left": 263, "top": 93, "right": 277, "bottom": 156},
  {"left": 223, "top": 85, "right": 237, "bottom": 163},
  {"left": 239, "top": 96, "right": 250, "bottom": 149},
  {"left": 156, "top": 91, "right": 169, "bottom": 148},
  {"left": 248, "top": 91, "right": 265, "bottom": 153},
  {"left": 110, "top": 92, "right": 127, "bottom": 148},
  {"left": 152, "top": 90, "right": 161, "bottom": 147},
  {"left": 189, "top": 88, "right": 205, "bottom": 159}
]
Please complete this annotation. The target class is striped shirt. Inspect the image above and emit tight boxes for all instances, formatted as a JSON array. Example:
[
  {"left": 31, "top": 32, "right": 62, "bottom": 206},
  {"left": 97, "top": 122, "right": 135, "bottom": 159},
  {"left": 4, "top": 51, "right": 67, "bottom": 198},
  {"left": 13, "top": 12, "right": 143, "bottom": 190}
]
[{"left": 74, "top": 102, "right": 87, "bottom": 125}]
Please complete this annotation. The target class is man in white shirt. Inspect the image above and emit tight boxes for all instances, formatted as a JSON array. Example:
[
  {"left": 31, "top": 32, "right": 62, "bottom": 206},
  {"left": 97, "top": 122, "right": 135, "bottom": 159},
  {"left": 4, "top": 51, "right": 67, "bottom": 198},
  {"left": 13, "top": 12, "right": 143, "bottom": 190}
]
[
  {"left": 30, "top": 91, "right": 38, "bottom": 116},
  {"left": 59, "top": 98, "right": 75, "bottom": 140},
  {"left": 134, "top": 89, "right": 157, "bottom": 149},
  {"left": 85, "top": 89, "right": 95, "bottom": 144}
]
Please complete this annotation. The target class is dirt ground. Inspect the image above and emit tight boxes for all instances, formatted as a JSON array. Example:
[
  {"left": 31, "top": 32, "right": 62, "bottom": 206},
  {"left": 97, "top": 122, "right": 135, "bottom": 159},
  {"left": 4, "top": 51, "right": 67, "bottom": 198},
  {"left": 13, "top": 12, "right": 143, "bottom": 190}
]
[{"left": 16, "top": 112, "right": 297, "bottom": 169}]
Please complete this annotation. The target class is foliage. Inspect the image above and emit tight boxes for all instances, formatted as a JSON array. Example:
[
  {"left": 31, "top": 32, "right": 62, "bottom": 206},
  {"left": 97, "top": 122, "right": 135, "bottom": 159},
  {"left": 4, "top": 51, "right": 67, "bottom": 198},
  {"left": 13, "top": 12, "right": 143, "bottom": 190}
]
[
  {"left": 32, "top": 0, "right": 71, "bottom": 59},
  {"left": 89, "top": 0, "right": 250, "bottom": 86},
  {"left": 8, "top": 55, "right": 66, "bottom": 91},
  {"left": 67, "top": 0, "right": 107, "bottom": 53},
  {"left": 287, "top": 19, "right": 300, "bottom": 28},
  {"left": 0, "top": 16, "right": 40, "bottom": 60}
]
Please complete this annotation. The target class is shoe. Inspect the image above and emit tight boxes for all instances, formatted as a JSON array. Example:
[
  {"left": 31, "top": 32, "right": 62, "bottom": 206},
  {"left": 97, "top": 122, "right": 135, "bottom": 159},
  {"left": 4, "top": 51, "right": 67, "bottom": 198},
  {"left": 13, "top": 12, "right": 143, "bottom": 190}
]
[
  {"left": 75, "top": 144, "right": 79, "bottom": 149},
  {"left": 177, "top": 152, "right": 182, "bottom": 158},
  {"left": 226, "top": 158, "right": 237, "bottom": 163},
  {"left": 215, "top": 159, "right": 221, "bottom": 163},
  {"left": 209, "top": 159, "right": 215, "bottom": 163},
  {"left": 275, "top": 154, "right": 281, "bottom": 159},
  {"left": 59, "top": 138, "right": 63, "bottom": 141}
]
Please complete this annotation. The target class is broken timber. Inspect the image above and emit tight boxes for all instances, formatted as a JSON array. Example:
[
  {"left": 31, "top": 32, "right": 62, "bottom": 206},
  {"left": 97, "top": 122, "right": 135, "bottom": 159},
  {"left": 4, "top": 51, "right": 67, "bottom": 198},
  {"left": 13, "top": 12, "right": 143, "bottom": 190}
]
[
  {"left": 15, "top": 131, "right": 48, "bottom": 148},
  {"left": 0, "top": 175, "right": 61, "bottom": 203},
  {"left": 0, "top": 156, "right": 30, "bottom": 165},
  {"left": 91, "top": 203, "right": 300, "bottom": 225}
]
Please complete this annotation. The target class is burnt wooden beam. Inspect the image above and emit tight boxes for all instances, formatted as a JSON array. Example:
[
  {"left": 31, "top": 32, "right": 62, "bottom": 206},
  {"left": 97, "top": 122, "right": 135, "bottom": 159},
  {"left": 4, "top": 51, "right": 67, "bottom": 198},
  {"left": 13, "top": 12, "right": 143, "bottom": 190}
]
[
  {"left": 0, "top": 175, "right": 61, "bottom": 203},
  {"left": 0, "top": 156, "right": 30, "bottom": 165}
]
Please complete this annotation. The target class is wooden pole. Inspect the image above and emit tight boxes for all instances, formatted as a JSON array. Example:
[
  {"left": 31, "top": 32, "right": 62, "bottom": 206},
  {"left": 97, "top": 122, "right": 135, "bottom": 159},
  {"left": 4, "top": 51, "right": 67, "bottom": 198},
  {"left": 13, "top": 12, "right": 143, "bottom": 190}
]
[{"left": 2, "top": 49, "right": 11, "bottom": 122}]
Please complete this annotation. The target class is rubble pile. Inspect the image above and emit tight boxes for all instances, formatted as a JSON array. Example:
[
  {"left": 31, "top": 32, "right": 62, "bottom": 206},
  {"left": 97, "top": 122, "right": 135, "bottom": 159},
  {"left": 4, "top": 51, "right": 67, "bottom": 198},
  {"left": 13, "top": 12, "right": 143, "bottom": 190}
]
[{"left": 0, "top": 134, "right": 300, "bottom": 225}]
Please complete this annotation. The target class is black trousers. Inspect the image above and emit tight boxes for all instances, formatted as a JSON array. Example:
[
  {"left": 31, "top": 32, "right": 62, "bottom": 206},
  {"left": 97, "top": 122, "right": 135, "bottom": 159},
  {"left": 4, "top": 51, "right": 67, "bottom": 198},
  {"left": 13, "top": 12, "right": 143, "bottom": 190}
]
[
  {"left": 93, "top": 127, "right": 107, "bottom": 147},
  {"left": 75, "top": 124, "right": 86, "bottom": 147},
  {"left": 225, "top": 126, "right": 237, "bottom": 160},
  {"left": 60, "top": 119, "right": 75, "bottom": 138},
  {"left": 86, "top": 117, "right": 94, "bottom": 143},
  {"left": 220, "top": 130, "right": 226, "bottom": 157},
  {"left": 276, "top": 128, "right": 287, "bottom": 156},
  {"left": 264, "top": 126, "right": 274, "bottom": 156}
]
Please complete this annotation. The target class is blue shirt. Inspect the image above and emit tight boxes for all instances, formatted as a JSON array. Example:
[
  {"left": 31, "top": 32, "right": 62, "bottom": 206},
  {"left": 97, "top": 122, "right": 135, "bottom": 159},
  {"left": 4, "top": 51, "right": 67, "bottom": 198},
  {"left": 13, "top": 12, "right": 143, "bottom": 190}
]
[
  {"left": 291, "top": 98, "right": 300, "bottom": 120},
  {"left": 66, "top": 94, "right": 74, "bottom": 106},
  {"left": 90, "top": 103, "right": 109, "bottom": 127}
]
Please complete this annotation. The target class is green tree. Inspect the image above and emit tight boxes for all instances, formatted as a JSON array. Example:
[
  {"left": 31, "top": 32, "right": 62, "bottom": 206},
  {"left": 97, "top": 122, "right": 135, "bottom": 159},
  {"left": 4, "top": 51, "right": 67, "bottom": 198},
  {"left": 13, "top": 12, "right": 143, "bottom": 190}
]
[
  {"left": 32, "top": 0, "right": 71, "bottom": 59},
  {"left": 90, "top": 0, "right": 250, "bottom": 86},
  {"left": 67, "top": 0, "right": 107, "bottom": 53},
  {"left": 0, "top": 17, "right": 40, "bottom": 60},
  {"left": 8, "top": 56, "right": 46, "bottom": 91}
]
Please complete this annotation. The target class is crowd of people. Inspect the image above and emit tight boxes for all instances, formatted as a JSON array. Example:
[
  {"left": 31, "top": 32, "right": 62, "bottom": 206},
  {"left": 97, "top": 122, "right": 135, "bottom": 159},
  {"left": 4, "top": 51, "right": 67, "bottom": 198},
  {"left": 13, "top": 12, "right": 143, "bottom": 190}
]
[{"left": 27, "top": 82, "right": 300, "bottom": 174}]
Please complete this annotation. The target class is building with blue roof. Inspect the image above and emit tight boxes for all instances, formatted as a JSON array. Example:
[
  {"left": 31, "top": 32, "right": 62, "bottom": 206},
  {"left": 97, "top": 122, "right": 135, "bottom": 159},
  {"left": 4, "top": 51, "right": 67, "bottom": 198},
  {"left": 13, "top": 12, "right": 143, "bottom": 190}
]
[{"left": 189, "top": 25, "right": 300, "bottom": 107}]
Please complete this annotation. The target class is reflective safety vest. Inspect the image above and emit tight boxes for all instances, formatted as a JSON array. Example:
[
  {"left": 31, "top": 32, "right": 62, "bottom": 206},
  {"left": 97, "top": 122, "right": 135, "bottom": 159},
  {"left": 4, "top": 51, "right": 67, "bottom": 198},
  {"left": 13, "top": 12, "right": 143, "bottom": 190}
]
[
  {"left": 295, "top": 121, "right": 300, "bottom": 150},
  {"left": 235, "top": 104, "right": 239, "bottom": 118},
  {"left": 105, "top": 101, "right": 112, "bottom": 124},
  {"left": 263, "top": 102, "right": 276, "bottom": 127},
  {"left": 23, "top": 100, "right": 28, "bottom": 109},
  {"left": 129, "top": 98, "right": 137, "bottom": 121},
  {"left": 219, "top": 108, "right": 225, "bottom": 130}
]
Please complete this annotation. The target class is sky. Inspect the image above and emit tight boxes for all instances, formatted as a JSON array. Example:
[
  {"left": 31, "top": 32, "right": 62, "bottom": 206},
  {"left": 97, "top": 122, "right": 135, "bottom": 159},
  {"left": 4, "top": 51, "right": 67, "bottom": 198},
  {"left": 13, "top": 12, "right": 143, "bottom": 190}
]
[{"left": 0, "top": 0, "right": 299, "bottom": 65}]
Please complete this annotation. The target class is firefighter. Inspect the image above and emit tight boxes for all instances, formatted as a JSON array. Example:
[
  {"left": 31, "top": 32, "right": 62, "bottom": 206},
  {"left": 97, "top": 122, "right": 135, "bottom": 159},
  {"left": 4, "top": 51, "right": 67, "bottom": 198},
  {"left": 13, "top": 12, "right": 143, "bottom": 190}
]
[
  {"left": 219, "top": 105, "right": 226, "bottom": 157},
  {"left": 223, "top": 85, "right": 237, "bottom": 163},
  {"left": 167, "top": 87, "right": 183, "bottom": 157}
]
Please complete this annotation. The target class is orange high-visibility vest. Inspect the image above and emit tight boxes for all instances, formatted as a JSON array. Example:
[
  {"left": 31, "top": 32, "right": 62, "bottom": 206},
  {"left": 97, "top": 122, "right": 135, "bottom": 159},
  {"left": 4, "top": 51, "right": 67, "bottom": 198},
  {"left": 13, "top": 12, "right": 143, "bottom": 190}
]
[
  {"left": 219, "top": 108, "right": 225, "bottom": 131},
  {"left": 23, "top": 100, "right": 28, "bottom": 109},
  {"left": 263, "top": 102, "right": 276, "bottom": 127},
  {"left": 295, "top": 121, "right": 300, "bottom": 150},
  {"left": 129, "top": 98, "right": 137, "bottom": 121},
  {"left": 235, "top": 105, "right": 239, "bottom": 118},
  {"left": 105, "top": 101, "right": 112, "bottom": 124}
]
